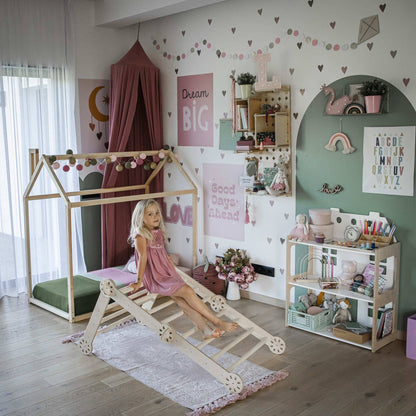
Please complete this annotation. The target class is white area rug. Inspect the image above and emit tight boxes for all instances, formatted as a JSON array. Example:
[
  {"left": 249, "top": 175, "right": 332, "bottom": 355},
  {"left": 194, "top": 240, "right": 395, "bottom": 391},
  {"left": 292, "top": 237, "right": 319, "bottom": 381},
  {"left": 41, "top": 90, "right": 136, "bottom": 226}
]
[{"left": 65, "top": 321, "right": 288, "bottom": 415}]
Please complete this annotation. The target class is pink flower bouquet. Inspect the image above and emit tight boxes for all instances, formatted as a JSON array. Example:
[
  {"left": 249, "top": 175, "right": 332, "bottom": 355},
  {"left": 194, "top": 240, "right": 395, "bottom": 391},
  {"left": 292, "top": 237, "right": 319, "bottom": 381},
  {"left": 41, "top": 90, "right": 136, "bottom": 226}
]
[{"left": 215, "top": 248, "right": 257, "bottom": 290}]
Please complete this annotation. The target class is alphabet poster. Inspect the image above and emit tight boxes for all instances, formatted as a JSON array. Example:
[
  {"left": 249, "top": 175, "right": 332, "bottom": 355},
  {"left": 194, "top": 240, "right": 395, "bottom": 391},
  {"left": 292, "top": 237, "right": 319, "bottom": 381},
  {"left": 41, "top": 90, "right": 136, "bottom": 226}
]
[
  {"left": 362, "top": 126, "right": 415, "bottom": 196},
  {"left": 203, "top": 163, "right": 245, "bottom": 241},
  {"left": 177, "top": 73, "right": 213, "bottom": 146}
]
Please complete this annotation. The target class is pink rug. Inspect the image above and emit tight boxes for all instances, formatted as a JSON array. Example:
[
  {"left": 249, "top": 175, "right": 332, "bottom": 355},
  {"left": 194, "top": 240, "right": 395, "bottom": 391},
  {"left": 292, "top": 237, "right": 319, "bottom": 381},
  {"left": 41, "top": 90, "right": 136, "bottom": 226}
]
[{"left": 65, "top": 320, "right": 289, "bottom": 415}]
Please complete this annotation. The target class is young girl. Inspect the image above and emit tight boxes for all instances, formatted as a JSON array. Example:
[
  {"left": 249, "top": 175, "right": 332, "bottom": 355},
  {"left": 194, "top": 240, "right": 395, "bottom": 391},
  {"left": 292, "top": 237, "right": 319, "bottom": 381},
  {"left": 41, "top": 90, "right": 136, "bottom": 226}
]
[{"left": 128, "top": 199, "right": 238, "bottom": 338}]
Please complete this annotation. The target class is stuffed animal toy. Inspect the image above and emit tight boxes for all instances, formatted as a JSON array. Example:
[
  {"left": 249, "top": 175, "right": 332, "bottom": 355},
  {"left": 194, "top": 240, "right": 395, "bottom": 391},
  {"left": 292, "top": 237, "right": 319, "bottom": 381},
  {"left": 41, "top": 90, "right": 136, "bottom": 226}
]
[
  {"left": 299, "top": 292, "right": 318, "bottom": 310},
  {"left": 265, "top": 155, "right": 290, "bottom": 196},
  {"left": 289, "top": 214, "right": 312, "bottom": 241},
  {"left": 323, "top": 293, "right": 337, "bottom": 311},
  {"left": 339, "top": 260, "right": 357, "bottom": 286},
  {"left": 333, "top": 298, "right": 352, "bottom": 323},
  {"left": 351, "top": 273, "right": 365, "bottom": 293}
]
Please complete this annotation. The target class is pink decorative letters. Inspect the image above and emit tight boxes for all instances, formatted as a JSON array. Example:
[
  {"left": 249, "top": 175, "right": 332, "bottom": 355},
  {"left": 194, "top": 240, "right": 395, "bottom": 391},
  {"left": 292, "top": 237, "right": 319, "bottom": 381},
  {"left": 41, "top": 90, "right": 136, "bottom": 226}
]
[{"left": 254, "top": 53, "right": 281, "bottom": 92}]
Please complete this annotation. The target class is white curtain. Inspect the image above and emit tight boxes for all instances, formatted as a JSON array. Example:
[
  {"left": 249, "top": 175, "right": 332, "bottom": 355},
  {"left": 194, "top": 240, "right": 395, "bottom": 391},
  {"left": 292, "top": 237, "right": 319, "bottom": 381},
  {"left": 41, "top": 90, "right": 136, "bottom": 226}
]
[{"left": 0, "top": 0, "right": 86, "bottom": 298}]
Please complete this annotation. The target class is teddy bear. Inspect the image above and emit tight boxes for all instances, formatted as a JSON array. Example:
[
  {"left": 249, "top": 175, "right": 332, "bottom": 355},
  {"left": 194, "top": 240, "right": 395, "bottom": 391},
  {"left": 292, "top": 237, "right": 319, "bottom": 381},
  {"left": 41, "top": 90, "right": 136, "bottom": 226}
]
[
  {"left": 333, "top": 298, "right": 352, "bottom": 324},
  {"left": 339, "top": 260, "right": 357, "bottom": 286},
  {"left": 299, "top": 292, "right": 318, "bottom": 310}
]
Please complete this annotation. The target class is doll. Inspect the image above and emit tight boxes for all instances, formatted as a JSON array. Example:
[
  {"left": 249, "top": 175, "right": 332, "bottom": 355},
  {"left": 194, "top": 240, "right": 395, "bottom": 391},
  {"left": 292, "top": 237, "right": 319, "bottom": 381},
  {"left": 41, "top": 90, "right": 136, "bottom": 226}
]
[{"left": 289, "top": 214, "right": 312, "bottom": 241}]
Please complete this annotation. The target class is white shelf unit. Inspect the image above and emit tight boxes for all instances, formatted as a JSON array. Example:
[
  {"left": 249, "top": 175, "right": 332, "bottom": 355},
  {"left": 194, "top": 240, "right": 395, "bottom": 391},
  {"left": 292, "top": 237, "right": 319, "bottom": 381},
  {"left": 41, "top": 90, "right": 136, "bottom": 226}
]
[{"left": 285, "top": 209, "right": 400, "bottom": 353}]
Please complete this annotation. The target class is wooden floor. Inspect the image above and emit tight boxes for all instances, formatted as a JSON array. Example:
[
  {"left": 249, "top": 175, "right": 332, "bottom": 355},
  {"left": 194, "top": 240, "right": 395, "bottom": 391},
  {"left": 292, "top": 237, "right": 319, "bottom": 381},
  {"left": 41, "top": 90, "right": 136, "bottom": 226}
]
[{"left": 1, "top": 295, "right": 416, "bottom": 416}]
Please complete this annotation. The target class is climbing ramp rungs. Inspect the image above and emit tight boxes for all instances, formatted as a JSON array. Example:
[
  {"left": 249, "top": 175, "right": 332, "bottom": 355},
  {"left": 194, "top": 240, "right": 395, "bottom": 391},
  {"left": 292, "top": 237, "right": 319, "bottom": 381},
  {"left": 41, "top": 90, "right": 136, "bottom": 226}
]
[
  {"left": 78, "top": 268, "right": 286, "bottom": 394},
  {"left": 212, "top": 328, "right": 255, "bottom": 360},
  {"left": 227, "top": 338, "right": 268, "bottom": 372}
]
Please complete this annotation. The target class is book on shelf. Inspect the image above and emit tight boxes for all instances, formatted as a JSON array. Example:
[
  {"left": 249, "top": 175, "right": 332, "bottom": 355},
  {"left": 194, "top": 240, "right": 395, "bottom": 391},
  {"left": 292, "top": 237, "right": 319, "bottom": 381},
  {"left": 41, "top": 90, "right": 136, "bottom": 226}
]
[
  {"left": 236, "top": 145, "right": 255, "bottom": 151},
  {"left": 377, "top": 308, "right": 393, "bottom": 339},
  {"left": 240, "top": 106, "right": 248, "bottom": 130},
  {"left": 235, "top": 105, "right": 242, "bottom": 130}
]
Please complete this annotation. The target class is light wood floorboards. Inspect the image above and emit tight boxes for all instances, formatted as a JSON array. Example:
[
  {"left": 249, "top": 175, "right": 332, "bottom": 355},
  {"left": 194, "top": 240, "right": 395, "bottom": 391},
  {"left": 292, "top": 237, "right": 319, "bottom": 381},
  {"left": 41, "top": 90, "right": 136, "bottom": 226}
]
[{"left": 1, "top": 295, "right": 415, "bottom": 415}]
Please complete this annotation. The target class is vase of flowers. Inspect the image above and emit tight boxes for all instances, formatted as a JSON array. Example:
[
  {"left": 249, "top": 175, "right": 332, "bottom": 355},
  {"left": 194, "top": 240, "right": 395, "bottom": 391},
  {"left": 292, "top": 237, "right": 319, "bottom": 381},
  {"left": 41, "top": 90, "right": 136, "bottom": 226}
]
[{"left": 215, "top": 248, "right": 257, "bottom": 300}]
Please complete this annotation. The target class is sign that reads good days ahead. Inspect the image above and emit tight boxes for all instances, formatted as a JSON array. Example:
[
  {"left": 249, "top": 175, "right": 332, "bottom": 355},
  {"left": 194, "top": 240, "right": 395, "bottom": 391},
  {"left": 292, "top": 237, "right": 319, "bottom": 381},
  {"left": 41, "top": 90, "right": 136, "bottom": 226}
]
[
  {"left": 362, "top": 126, "right": 415, "bottom": 196},
  {"left": 177, "top": 73, "right": 213, "bottom": 146},
  {"left": 203, "top": 163, "right": 245, "bottom": 241}
]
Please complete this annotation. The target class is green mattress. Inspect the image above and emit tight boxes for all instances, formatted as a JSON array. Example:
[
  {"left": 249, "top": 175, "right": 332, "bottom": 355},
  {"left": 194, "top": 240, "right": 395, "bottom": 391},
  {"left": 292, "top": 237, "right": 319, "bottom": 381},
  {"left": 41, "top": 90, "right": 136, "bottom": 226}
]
[{"left": 33, "top": 275, "right": 102, "bottom": 316}]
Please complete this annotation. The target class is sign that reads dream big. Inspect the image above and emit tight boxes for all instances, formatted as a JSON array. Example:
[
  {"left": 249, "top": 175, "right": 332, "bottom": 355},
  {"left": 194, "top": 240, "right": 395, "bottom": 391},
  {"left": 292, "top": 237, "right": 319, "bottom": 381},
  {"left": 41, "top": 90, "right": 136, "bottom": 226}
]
[
  {"left": 177, "top": 73, "right": 213, "bottom": 146},
  {"left": 203, "top": 163, "right": 245, "bottom": 241}
]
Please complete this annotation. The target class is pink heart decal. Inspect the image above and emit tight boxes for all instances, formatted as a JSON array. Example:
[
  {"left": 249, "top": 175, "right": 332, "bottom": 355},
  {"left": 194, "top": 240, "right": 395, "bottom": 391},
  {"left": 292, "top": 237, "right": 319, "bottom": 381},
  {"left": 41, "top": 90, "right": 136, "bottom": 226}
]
[
  {"left": 195, "top": 168, "right": 199, "bottom": 174},
  {"left": 163, "top": 38, "right": 166, "bottom": 44},
  {"left": 308, "top": 0, "right": 313, "bottom": 6},
  {"left": 280, "top": 268, "right": 285, "bottom": 275},
  {"left": 186, "top": 238, "right": 190, "bottom": 243},
  {"left": 390, "top": 50, "right": 397, "bottom": 58},
  {"left": 248, "top": 40, "right": 252, "bottom": 46},
  {"left": 293, "top": 112, "right": 298, "bottom": 119},
  {"left": 284, "top": 213, "right": 289, "bottom": 219},
  {"left": 220, "top": 153, "right": 225, "bottom": 159},
  {"left": 175, "top": 68, "right": 178, "bottom": 74},
  {"left": 197, "top": 50, "right": 201, "bottom": 55},
  {"left": 267, "top": 237, "right": 272, "bottom": 244},
  {"left": 403, "top": 78, "right": 410, "bottom": 86},
  {"left": 300, "top": 88, "right": 305, "bottom": 95},
  {"left": 258, "top": 9, "right": 262, "bottom": 15},
  {"left": 208, "top": 19, "right": 212, "bottom": 25},
  {"left": 222, "top": 90, "right": 226, "bottom": 96},
  {"left": 181, "top": 30, "right": 185, "bottom": 36},
  {"left": 199, "top": 249, "right": 203, "bottom": 254},
  {"left": 330, "top": 21, "right": 336, "bottom": 29},
  {"left": 231, "top": 27, "right": 236, "bottom": 34},
  {"left": 168, "top": 173, "right": 171, "bottom": 178},
  {"left": 274, "top": 17, "right": 279, "bottom": 24},
  {"left": 269, "top": 200, "right": 274, "bottom": 207},
  {"left": 379, "top": 3, "right": 386, "bottom": 12},
  {"left": 223, "top": 112, "right": 228, "bottom": 118},
  {"left": 168, "top": 112, "right": 172, "bottom": 117},
  {"left": 367, "top": 42, "right": 373, "bottom": 50},
  {"left": 200, "top": 148, "right": 204, "bottom": 154},
  {"left": 297, "top": 42, "right": 302, "bottom": 49},
  {"left": 89, "top": 123, "right": 95, "bottom": 131},
  {"left": 280, "top": 238, "right": 285, "bottom": 244},
  {"left": 176, "top": 196, "right": 180, "bottom": 202},
  {"left": 168, "top": 238, "right": 171, "bottom": 243},
  {"left": 289, "top": 68, "right": 295, "bottom": 75},
  {"left": 341, "top": 66, "right": 348, "bottom": 74},
  {"left": 318, "top": 64, "right": 323, "bottom": 72},
  {"left": 215, "top": 243, "right": 219, "bottom": 249}
]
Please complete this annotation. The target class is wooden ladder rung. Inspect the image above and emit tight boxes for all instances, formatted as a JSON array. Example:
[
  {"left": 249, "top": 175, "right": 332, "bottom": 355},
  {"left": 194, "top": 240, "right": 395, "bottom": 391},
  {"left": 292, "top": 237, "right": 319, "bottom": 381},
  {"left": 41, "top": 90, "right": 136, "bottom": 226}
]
[
  {"left": 227, "top": 337, "right": 268, "bottom": 372},
  {"left": 148, "top": 299, "right": 176, "bottom": 314},
  {"left": 181, "top": 326, "right": 198, "bottom": 339},
  {"left": 162, "top": 310, "right": 184, "bottom": 323},
  {"left": 212, "top": 328, "right": 254, "bottom": 360}
]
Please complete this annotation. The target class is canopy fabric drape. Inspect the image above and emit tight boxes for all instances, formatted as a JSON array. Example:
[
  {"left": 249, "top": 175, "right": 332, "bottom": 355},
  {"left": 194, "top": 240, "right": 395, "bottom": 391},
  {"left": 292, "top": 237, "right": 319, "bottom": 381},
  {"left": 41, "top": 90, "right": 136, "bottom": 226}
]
[{"left": 102, "top": 41, "right": 163, "bottom": 268}]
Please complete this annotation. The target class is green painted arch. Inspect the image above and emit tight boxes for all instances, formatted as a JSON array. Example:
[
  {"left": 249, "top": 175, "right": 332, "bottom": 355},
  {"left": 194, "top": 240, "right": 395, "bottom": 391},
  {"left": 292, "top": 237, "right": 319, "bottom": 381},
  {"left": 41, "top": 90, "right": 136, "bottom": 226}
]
[{"left": 296, "top": 75, "right": 416, "bottom": 331}]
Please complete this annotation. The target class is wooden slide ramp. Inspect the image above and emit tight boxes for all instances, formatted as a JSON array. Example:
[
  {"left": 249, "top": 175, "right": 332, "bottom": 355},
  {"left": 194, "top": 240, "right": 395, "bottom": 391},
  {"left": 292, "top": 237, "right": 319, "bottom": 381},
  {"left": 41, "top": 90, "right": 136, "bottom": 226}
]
[{"left": 78, "top": 268, "right": 286, "bottom": 393}]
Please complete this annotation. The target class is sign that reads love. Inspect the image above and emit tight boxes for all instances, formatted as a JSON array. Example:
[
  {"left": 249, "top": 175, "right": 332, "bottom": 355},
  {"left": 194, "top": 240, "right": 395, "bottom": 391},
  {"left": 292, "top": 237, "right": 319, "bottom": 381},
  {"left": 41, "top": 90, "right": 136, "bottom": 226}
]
[
  {"left": 177, "top": 73, "right": 213, "bottom": 146},
  {"left": 203, "top": 163, "right": 245, "bottom": 241}
]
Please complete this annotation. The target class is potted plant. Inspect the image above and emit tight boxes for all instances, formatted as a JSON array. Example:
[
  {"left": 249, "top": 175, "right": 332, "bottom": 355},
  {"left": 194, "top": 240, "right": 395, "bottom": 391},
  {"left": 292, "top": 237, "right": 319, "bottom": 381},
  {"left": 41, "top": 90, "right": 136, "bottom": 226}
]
[
  {"left": 236, "top": 72, "right": 256, "bottom": 99},
  {"left": 215, "top": 248, "right": 257, "bottom": 300},
  {"left": 359, "top": 79, "right": 387, "bottom": 114}
]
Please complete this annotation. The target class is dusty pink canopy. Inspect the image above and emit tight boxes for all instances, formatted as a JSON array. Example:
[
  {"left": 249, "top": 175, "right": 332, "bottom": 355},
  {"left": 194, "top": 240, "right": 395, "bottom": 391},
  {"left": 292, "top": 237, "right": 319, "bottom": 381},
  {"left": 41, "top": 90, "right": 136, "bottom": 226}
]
[{"left": 101, "top": 41, "right": 163, "bottom": 268}]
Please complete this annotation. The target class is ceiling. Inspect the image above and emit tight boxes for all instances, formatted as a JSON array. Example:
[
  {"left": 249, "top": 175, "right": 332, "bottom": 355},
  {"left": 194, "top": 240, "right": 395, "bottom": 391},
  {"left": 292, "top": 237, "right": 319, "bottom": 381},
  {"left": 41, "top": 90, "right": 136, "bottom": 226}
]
[{"left": 94, "top": 0, "right": 228, "bottom": 28}]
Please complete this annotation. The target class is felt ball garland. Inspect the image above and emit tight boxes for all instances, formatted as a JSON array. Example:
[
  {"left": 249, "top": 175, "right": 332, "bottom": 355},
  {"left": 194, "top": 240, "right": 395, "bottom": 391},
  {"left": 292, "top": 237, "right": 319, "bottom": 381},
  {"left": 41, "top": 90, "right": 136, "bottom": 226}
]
[{"left": 47, "top": 148, "right": 170, "bottom": 173}]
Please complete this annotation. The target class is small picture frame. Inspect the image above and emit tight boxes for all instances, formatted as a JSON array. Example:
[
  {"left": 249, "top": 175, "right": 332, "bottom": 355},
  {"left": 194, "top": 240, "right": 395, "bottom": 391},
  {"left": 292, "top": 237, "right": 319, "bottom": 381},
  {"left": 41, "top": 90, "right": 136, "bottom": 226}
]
[{"left": 348, "top": 84, "right": 365, "bottom": 106}]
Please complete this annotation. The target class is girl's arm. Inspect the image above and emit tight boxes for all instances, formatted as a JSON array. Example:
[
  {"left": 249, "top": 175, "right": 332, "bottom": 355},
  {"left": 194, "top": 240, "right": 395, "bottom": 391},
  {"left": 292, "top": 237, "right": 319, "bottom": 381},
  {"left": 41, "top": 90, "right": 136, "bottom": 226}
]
[{"left": 128, "top": 235, "right": 147, "bottom": 294}]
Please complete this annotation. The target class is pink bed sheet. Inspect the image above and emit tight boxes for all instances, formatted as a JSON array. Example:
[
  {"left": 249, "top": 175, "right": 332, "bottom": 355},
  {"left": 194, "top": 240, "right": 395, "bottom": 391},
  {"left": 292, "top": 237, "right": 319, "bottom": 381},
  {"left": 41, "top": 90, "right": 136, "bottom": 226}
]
[{"left": 90, "top": 267, "right": 136, "bottom": 285}]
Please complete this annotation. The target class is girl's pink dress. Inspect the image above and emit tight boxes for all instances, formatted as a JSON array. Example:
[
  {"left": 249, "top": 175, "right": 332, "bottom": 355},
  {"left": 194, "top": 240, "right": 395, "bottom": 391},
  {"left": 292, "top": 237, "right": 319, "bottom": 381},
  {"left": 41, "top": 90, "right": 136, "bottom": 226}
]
[{"left": 134, "top": 229, "right": 186, "bottom": 296}]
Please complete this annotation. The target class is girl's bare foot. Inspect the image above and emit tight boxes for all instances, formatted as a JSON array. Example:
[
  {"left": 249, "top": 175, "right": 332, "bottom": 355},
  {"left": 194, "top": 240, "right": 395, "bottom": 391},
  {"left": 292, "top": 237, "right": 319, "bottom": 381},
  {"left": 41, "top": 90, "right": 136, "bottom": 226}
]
[
  {"left": 218, "top": 321, "right": 238, "bottom": 332},
  {"left": 204, "top": 328, "right": 224, "bottom": 339}
]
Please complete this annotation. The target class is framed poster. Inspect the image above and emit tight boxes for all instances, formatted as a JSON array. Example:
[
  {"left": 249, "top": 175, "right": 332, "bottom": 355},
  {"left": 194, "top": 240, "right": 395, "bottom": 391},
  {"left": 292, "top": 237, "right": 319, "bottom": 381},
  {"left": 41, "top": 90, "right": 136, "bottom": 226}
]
[
  {"left": 362, "top": 126, "right": 415, "bottom": 196},
  {"left": 203, "top": 163, "right": 245, "bottom": 241},
  {"left": 177, "top": 73, "right": 213, "bottom": 147}
]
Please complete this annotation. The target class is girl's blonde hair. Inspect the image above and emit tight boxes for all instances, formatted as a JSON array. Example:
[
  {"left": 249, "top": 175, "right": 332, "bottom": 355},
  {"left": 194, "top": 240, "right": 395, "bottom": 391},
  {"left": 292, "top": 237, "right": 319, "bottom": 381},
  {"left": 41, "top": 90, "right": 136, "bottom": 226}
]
[{"left": 129, "top": 199, "right": 166, "bottom": 246}]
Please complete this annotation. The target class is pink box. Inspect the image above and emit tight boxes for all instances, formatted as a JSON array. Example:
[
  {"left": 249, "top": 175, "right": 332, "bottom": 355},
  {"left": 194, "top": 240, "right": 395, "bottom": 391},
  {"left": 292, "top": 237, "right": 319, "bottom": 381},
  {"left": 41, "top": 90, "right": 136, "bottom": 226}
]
[
  {"left": 309, "top": 208, "right": 331, "bottom": 225},
  {"left": 406, "top": 314, "right": 416, "bottom": 360}
]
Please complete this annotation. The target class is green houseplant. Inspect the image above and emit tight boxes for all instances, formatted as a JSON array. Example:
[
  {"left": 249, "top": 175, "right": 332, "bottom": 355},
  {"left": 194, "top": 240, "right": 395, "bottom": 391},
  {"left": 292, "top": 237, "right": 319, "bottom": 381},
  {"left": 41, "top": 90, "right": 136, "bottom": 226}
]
[
  {"left": 236, "top": 72, "right": 256, "bottom": 99},
  {"left": 359, "top": 79, "right": 387, "bottom": 113}
]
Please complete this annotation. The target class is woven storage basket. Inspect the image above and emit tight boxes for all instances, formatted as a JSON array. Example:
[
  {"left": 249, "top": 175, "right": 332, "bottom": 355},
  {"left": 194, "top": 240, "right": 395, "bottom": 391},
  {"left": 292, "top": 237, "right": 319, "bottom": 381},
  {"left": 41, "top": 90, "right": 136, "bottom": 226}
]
[{"left": 193, "top": 264, "right": 225, "bottom": 295}]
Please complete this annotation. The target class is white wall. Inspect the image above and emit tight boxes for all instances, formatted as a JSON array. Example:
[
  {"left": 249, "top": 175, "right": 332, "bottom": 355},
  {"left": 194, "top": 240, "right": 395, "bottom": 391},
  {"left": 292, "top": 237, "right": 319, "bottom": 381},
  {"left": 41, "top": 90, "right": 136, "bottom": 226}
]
[{"left": 73, "top": 0, "right": 416, "bottom": 302}]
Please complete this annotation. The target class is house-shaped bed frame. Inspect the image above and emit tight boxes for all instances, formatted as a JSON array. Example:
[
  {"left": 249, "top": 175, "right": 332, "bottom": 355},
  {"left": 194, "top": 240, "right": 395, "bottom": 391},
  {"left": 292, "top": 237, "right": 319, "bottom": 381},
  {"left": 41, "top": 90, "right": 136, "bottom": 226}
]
[
  {"left": 24, "top": 149, "right": 198, "bottom": 323},
  {"left": 24, "top": 149, "right": 287, "bottom": 392}
]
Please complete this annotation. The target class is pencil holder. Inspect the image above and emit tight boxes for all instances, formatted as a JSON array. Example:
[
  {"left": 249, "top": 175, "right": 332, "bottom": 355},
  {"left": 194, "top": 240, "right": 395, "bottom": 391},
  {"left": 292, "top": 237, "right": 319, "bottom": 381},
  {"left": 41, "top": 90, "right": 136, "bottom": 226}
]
[{"left": 358, "top": 234, "right": 393, "bottom": 248}]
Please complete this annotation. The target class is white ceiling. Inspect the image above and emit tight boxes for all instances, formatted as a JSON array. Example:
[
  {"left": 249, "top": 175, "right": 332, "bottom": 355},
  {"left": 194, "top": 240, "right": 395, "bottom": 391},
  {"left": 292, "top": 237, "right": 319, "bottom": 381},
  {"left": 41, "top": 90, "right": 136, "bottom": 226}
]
[{"left": 94, "top": 0, "right": 228, "bottom": 28}]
